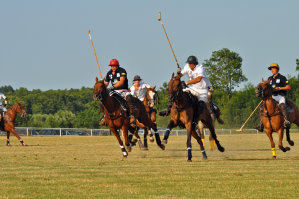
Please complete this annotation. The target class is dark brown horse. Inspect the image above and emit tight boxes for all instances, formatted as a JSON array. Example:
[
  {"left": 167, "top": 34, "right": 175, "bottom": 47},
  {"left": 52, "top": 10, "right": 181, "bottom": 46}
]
[
  {"left": 163, "top": 73, "right": 224, "bottom": 161},
  {"left": 256, "top": 79, "right": 299, "bottom": 158},
  {"left": 93, "top": 78, "right": 164, "bottom": 157},
  {"left": 0, "top": 102, "right": 27, "bottom": 146}
]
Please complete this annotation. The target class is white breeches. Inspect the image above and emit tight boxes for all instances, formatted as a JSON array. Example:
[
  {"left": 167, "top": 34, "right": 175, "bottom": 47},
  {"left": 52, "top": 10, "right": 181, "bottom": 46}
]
[
  {"left": 115, "top": 90, "right": 131, "bottom": 99},
  {"left": 272, "top": 95, "right": 285, "bottom": 104},
  {"left": 183, "top": 87, "right": 208, "bottom": 102}
]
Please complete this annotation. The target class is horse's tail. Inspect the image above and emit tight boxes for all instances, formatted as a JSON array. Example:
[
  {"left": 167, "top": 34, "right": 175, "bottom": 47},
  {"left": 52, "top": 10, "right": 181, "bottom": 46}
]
[{"left": 287, "top": 99, "right": 299, "bottom": 126}]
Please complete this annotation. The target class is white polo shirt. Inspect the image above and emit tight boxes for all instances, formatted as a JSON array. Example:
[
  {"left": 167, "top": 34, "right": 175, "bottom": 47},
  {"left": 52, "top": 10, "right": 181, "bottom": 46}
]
[
  {"left": 181, "top": 64, "right": 212, "bottom": 90},
  {"left": 130, "top": 82, "right": 151, "bottom": 101}
]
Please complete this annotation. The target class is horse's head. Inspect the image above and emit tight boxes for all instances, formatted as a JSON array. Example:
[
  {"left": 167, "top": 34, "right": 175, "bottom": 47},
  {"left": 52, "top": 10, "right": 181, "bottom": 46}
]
[
  {"left": 168, "top": 73, "right": 184, "bottom": 102},
  {"left": 256, "top": 78, "right": 272, "bottom": 99},
  {"left": 13, "top": 102, "right": 27, "bottom": 117},
  {"left": 93, "top": 77, "right": 107, "bottom": 101},
  {"left": 145, "top": 86, "right": 156, "bottom": 108}
]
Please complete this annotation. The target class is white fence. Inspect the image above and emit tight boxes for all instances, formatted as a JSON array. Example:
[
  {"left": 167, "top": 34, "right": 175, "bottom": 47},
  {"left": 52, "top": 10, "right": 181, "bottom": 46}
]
[{"left": 0, "top": 127, "right": 298, "bottom": 136}]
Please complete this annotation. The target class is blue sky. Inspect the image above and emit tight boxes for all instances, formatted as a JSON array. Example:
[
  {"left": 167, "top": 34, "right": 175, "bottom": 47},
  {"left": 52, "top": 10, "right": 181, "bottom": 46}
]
[{"left": 1, "top": 0, "right": 298, "bottom": 91}]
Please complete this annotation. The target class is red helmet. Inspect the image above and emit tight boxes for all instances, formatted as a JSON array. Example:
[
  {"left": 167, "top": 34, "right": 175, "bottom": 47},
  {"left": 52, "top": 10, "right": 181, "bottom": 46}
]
[{"left": 109, "top": 59, "right": 119, "bottom": 66}]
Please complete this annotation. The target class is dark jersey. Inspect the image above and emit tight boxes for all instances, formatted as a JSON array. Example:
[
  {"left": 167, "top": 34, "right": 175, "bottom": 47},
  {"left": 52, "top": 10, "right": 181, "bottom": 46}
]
[
  {"left": 104, "top": 67, "right": 129, "bottom": 90},
  {"left": 267, "top": 73, "right": 289, "bottom": 96}
]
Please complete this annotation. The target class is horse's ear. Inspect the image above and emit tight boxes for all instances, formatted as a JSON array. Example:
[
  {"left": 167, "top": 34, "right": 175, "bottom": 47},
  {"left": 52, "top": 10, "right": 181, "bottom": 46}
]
[
  {"left": 262, "top": 78, "right": 264, "bottom": 82},
  {"left": 96, "top": 77, "right": 99, "bottom": 83},
  {"left": 153, "top": 86, "right": 156, "bottom": 90},
  {"left": 171, "top": 73, "right": 174, "bottom": 79}
]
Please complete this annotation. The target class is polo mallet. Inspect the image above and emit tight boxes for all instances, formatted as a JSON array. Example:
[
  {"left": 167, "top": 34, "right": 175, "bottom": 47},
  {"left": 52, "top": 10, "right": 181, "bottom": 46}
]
[
  {"left": 88, "top": 30, "right": 103, "bottom": 79},
  {"left": 236, "top": 100, "right": 263, "bottom": 132},
  {"left": 158, "top": 12, "right": 180, "bottom": 69}
]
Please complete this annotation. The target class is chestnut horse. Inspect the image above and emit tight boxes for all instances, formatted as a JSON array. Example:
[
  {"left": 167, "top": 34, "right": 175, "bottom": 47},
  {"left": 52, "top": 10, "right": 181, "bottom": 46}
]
[
  {"left": 256, "top": 79, "right": 299, "bottom": 158},
  {"left": 0, "top": 102, "right": 27, "bottom": 146},
  {"left": 163, "top": 73, "right": 224, "bottom": 161},
  {"left": 93, "top": 78, "right": 164, "bottom": 157}
]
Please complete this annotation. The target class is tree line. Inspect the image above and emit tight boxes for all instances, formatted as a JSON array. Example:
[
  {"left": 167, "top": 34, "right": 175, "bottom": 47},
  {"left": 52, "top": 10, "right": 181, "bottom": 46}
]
[{"left": 1, "top": 48, "right": 298, "bottom": 129}]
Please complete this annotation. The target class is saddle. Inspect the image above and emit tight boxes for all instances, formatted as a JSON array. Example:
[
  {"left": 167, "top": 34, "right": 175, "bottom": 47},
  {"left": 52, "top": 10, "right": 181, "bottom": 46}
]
[{"left": 108, "top": 90, "right": 129, "bottom": 113}]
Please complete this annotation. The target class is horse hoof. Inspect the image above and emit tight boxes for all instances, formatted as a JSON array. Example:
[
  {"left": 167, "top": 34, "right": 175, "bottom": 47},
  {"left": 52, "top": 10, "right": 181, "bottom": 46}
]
[
  {"left": 202, "top": 156, "right": 207, "bottom": 160},
  {"left": 162, "top": 139, "right": 168, "bottom": 144},
  {"left": 159, "top": 144, "right": 165, "bottom": 150},
  {"left": 288, "top": 141, "right": 294, "bottom": 146},
  {"left": 285, "top": 147, "right": 291, "bottom": 151},
  {"left": 22, "top": 143, "right": 27, "bottom": 146},
  {"left": 187, "top": 159, "right": 192, "bottom": 162},
  {"left": 218, "top": 146, "right": 225, "bottom": 152},
  {"left": 149, "top": 137, "right": 154, "bottom": 142},
  {"left": 6, "top": 144, "right": 11, "bottom": 146},
  {"left": 127, "top": 146, "right": 132, "bottom": 152}
]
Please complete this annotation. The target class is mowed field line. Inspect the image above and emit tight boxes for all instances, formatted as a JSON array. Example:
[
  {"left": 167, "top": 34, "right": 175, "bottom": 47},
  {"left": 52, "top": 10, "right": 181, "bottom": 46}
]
[{"left": 0, "top": 133, "right": 298, "bottom": 199}]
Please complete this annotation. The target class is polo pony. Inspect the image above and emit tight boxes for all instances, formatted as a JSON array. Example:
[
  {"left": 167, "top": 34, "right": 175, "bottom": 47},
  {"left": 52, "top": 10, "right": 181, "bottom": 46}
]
[
  {"left": 0, "top": 102, "right": 27, "bottom": 146},
  {"left": 163, "top": 73, "right": 225, "bottom": 161},
  {"left": 93, "top": 77, "right": 164, "bottom": 158},
  {"left": 256, "top": 79, "right": 299, "bottom": 158}
]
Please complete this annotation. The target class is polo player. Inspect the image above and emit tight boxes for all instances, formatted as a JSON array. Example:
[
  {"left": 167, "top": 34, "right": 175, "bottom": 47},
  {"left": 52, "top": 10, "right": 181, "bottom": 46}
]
[
  {"left": 0, "top": 92, "right": 8, "bottom": 122},
  {"left": 254, "top": 63, "right": 291, "bottom": 131},
  {"left": 130, "top": 75, "right": 153, "bottom": 102},
  {"left": 159, "top": 55, "right": 222, "bottom": 122},
  {"left": 104, "top": 59, "right": 139, "bottom": 121}
]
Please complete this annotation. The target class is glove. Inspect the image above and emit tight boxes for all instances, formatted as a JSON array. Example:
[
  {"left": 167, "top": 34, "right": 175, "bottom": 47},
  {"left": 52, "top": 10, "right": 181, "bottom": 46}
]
[
  {"left": 177, "top": 67, "right": 181, "bottom": 74},
  {"left": 108, "top": 85, "right": 115, "bottom": 91},
  {"left": 181, "top": 81, "right": 187, "bottom": 89}
]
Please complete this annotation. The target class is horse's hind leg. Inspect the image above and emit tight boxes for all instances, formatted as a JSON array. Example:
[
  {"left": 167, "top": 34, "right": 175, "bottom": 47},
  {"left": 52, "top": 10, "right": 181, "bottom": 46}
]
[
  {"left": 143, "top": 128, "right": 148, "bottom": 149},
  {"left": 192, "top": 130, "right": 207, "bottom": 160},
  {"left": 203, "top": 114, "right": 224, "bottom": 152},
  {"left": 6, "top": 131, "right": 11, "bottom": 146},
  {"left": 286, "top": 128, "right": 294, "bottom": 146},
  {"left": 186, "top": 124, "right": 193, "bottom": 162},
  {"left": 278, "top": 128, "right": 290, "bottom": 153},
  {"left": 134, "top": 129, "right": 147, "bottom": 151}
]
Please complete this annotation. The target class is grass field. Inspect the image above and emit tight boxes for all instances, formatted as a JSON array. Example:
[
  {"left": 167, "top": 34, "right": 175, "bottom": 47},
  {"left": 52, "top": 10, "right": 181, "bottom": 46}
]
[{"left": 0, "top": 133, "right": 299, "bottom": 199}]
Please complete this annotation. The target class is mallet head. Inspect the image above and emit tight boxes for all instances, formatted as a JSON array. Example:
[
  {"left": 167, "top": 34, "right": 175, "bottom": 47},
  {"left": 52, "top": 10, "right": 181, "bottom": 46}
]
[{"left": 158, "top": 12, "right": 161, "bottom": 21}]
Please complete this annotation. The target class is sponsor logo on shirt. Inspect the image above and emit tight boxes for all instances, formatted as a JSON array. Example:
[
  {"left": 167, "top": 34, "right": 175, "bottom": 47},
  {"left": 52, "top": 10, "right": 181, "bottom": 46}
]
[{"left": 276, "top": 79, "right": 280, "bottom": 83}]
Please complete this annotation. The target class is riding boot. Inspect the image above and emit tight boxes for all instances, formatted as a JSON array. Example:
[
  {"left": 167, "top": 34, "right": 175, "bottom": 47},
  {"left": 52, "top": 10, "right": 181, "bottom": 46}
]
[
  {"left": 278, "top": 103, "right": 291, "bottom": 128},
  {"left": 253, "top": 104, "right": 264, "bottom": 132}
]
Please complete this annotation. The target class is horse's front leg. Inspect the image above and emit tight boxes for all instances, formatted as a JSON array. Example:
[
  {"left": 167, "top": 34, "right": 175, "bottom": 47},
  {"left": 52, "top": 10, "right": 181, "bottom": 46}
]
[
  {"left": 111, "top": 127, "right": 128, "bottom": 158},
  {"left": 277, "top": 128, "right": 290, "bottom": 153},
  {"left": 6, "top": 131, "right": 11, "bottom": 146},
  {"left": 265, "top": 129, "right": 276, "bottom": 159},
  {"left": 162, "top": 120, "right": 175, "bottom": 144},
  {"left": 143, "top": 128, "right": 148, "bottom": 149},
  {"left": 191, "top": 130, "right": 207, "bottom": 160},
  {"left": 9, "top": 127, "right": 26, "bottom": 146},
  {"left": 121, "top": 123, "right": 131, "bottom": 153}
]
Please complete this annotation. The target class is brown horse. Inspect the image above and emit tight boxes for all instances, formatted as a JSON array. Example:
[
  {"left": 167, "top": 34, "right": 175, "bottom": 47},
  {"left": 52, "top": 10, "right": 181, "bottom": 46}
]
[
  {"left": 0, "top": 102, "right": 27, "bottom": 146},
  {"left": 93, "top": 78, "right": 164, "bottom": 157},
  {"left": 163, "top": 73, "right": 224, "bottom": 161},
  {"left": 256, "top": 79, "right": 299, "bottom": 158}
]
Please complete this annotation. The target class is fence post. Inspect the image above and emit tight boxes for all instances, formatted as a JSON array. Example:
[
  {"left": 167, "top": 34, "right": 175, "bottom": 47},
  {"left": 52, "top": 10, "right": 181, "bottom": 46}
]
[
  {"left": 176, "top": 130, "right": 178, "bottom": 136},
  {"left": 60, "top": 129, "right": 62, "bottom": 137},
  {"left": 91, "top": 129, "right": 93, "bottom": 136},
  {"left": 27, "top": 128, "right": 29, "bottom": 136}
]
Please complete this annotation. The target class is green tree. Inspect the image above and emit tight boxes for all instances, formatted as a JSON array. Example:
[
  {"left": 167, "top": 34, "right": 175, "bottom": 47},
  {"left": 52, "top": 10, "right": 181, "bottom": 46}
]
[
  {"left": 296, "top": 59, "right": 299, "bottom": 71},
  {"left": 203, "top": 48, "right": 247, "bottom": 98}
]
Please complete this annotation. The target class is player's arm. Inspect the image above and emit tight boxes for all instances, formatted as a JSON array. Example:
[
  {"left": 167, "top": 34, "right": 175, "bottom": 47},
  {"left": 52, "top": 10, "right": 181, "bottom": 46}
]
[{"left": 186, "top": 76, "right": 203, "bottom": 85}]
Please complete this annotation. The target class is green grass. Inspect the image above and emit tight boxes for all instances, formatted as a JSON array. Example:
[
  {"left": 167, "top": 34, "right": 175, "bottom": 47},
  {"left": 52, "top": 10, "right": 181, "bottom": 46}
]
[{"left": 0, "top": 133, "right": 299, "bottom": 199}]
